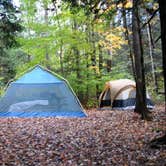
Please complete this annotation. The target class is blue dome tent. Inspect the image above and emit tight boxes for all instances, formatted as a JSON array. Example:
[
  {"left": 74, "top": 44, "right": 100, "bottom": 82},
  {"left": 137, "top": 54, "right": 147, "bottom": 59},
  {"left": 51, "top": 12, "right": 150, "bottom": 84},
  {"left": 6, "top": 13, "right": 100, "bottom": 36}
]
[{"left": 0, "top": 65, "right": 87, "bottom": 117}]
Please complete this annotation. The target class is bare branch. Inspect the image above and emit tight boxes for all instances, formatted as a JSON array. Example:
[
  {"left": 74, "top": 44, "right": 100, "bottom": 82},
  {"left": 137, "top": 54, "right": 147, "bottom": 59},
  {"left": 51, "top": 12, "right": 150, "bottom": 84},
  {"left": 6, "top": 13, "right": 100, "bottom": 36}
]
[
  {"left": 155, "top": 35, "right": 161, "bottom": 43},
  {"left": 141, "top": 8, "right": 159, "bottom": 29}
]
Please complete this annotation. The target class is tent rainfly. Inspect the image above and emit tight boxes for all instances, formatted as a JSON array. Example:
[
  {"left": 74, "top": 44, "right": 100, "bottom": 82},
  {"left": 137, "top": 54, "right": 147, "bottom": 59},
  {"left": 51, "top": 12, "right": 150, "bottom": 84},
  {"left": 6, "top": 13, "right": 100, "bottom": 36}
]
[
  {"left": 99, "top": 79, "right": 154, "bottom": 110},
  {"left": 0, "top": 65, "right": 87, "bottom": 117}
]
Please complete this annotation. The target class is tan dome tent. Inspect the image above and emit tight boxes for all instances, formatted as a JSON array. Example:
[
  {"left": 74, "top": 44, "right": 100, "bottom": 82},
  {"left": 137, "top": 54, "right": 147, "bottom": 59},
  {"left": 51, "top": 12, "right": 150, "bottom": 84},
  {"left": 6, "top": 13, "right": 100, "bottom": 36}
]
[{"left": 99, "top": 79, "right": 154, "bottom": 110}]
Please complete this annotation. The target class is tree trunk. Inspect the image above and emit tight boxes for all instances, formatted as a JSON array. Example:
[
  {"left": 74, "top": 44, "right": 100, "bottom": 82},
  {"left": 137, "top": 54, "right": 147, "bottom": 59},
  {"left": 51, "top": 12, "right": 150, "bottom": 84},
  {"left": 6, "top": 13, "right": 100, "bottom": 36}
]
[
  {"left": 158, "top": 0, "right": 166, "bottom": 109},
  {"left": 75, "top": 49, "right": 83, "bottom": 100},
  {"left": 106, "top": 50, "right": 112, "bottom": 72},
  {"left": 132, "top": 0, "right": 150, "bottom": 120},
  {"left": 91, "top": 23, "right": 96, "bottom": 67},
  {"left": 27, "top": 54, "right": 31, "bottom": 62},
  {"left": 91, "top": 22, "right": 99, "bottom": 99},
  {"left": 72, "top": 20, "right": 83, "bottom": 101},
  {"left": 96, "top": 45, "right": 103, "bottom": 99},
  {"left": 53, "top": 2, "right": 64, "bottom": 74},
  {"left": 149, "top": 0, "right": 166, "bottom": 148},
  {"left": 98, "top": 45, "right": 103, "bottom": 72},
  {"left": 44, "top": 5, "right": 51, "bottom": 70},
  {"left": 86, "top": 53, "right": 89, "bottom": 102},
  {"left": 122, "top": 4, "right": 136, "bottom": 79},
  {"left": 146, "top": 22, "right": 158, "bottom": 93}
]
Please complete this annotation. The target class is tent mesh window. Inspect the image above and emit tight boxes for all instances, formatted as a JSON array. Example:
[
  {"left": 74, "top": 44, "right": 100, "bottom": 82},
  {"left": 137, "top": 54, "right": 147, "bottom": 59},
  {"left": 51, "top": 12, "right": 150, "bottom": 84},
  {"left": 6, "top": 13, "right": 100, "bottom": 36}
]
[
  {"left": 100, "top": 88, "right": 111, "bottom": 107},
  {"left": 128, "top": 89, "right": 136, "bottom": 98},
  {"left": 0, "top": 66, "right": 86, "bottom": 117},
  {"left": 0, "top": 83, "right": 85, "bottom": 117},
  {"left": 112, "top": 88, "right": 136, "bottom": 109}
]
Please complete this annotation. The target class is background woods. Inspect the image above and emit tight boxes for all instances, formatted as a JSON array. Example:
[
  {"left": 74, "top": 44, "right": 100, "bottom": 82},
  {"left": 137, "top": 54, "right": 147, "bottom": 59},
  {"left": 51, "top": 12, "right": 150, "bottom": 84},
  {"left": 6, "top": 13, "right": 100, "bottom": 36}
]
[{"left": 0, "top": 0, "right": 165, "bottom": 110}]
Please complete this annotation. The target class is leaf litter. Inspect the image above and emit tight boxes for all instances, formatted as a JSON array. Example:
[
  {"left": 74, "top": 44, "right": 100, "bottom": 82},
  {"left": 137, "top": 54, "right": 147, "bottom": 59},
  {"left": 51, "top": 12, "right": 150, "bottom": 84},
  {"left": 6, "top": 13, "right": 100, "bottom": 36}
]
[{"left": 0, "top": 105, "right": 165, "bottom": 166}]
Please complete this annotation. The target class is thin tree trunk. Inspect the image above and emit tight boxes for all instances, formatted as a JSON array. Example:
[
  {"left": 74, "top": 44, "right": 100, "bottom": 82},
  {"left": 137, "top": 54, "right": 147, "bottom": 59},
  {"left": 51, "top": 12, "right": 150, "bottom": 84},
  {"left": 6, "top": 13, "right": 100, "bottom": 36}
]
[
  {"left": 27, "top": 2, "right": 31, "bottom": 63},
  {"left": 91, "top": 23, "right": 96, "bottom": 67},
  {"left": 99, "top": 45, "right": 103, "bottom": 72},
  {"left": 75, "top": 51, "right": 83, "bottom": 101},
  {"left": 122, "top": 4, "right": 136, "bottom": 79},
  {"left": 107, "top": 20, "right": 114, "bottom": 73},
  {"left": 146, "top": 22, "right": 158, "bottom": 93},
  {"left": 96, "top": 44, "right": 103, "bottom": 99},
  {"left": 59, "top": 45, "right": 64, "bottom": 74},
  {"left": 27, "top": 54, "right": 31, "bottom": 62},
  {"left": 85, "top": 21, "right": 91, "bottom": 103},
  {"left": 86, "top": 53, "right": 89, "bottom": 102},
  {"left": 106, "top": 50, "right": 112, "bottom": 72},
  {"left": 53, "top": 2, "right": 64, "bottom": 74},
  {"left": 91, "top": 22, "right": 99, "bottom": 99},
  {"left": 132, "top": 0, "right": 150, "bottom": 120},
  {"left": 44, "top": 5, "right": 51, "bottom": 69},
  {"left": 72, "top": 19, "right": 83, "bottom": 101}
]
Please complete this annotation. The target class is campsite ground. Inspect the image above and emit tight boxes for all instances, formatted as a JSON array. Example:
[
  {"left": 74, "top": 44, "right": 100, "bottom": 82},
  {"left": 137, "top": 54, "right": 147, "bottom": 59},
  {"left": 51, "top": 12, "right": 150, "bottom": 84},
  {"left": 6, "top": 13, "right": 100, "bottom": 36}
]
[{"left": 0, "top": 105, "right": 165, "bottom": 166}]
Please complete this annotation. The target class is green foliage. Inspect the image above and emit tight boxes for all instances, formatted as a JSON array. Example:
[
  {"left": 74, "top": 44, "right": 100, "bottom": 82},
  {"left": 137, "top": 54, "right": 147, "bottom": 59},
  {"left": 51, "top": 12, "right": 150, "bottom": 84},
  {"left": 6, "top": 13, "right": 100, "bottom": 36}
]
[
  {"left": 110, "top": 62, "right": 133, "bottom": 80},
  {"left": 1, "top": 0, "right": 163, "bottom": 107},
  {"left": 14, "top": 0, "right": 131, "bottom": 107},
  {"left": 0, "top": 0, "right": 22, "bottom": 84},
  {"left": 0, "top": 0, "right": 22, "bottom": 48}
]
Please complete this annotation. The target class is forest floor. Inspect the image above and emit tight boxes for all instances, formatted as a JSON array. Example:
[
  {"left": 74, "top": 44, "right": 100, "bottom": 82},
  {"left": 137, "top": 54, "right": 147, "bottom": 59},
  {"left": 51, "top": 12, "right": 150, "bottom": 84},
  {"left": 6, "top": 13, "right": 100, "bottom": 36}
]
[{"left": 0, "top": 105, "right": 165, "bottom": 166}]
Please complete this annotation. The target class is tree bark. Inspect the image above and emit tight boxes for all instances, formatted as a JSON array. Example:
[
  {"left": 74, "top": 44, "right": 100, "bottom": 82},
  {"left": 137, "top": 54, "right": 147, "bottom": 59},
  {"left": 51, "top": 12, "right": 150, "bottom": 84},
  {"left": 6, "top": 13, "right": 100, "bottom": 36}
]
[
  {"left": 106, "top": 50, "right": 112, "bottom": 72},
  {"left": 91, "top": 22, "right": 99, "bottom": 99},
  {"left": 149, "top": 0, "right": 166, "bottom": 148},
  {"left": 73, "top": 19, "right": 83, "bottom": 101},
  {"left": 91, "top": 23, "right": 96, "bottom": 67},
  {"left": 53, "top": 2, "right": 64, "bottom": 74},
  {"left": 44, "top": 4, "right": 51, "bottom": 70},
  {"left": 86, "top": 53, "right": 89, "bottom": 102},
  {"left": 98, "top": 45, "right": 103, "bottom": 72},
  {"left": 132, "top": 0, "right": 150, "bottom": 120},
  {"left": 96, "top": 45, "right": 103, "bottom": 99},
  {"left": 158, "top": 0, "right": 166, "bottom": 109},
  {"left": 75, "top": 48, "right": 82, "bottom": 99},
  {"left": 146, "top": 22, "right": 158, "bottom": 93},
  {"left": 122, "top": 4, "right": 136, "bottom": 79}
]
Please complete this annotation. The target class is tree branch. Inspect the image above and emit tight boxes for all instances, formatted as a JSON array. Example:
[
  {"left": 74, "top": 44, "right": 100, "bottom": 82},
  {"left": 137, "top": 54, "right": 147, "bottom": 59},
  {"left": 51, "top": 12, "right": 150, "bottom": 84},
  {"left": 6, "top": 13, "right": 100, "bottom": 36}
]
[
  {"left": 155, "top": 35, "right": 161, "bottom": 43},
  {"left": 141, "top": 8, "right": 159, "bottom": 29}
]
